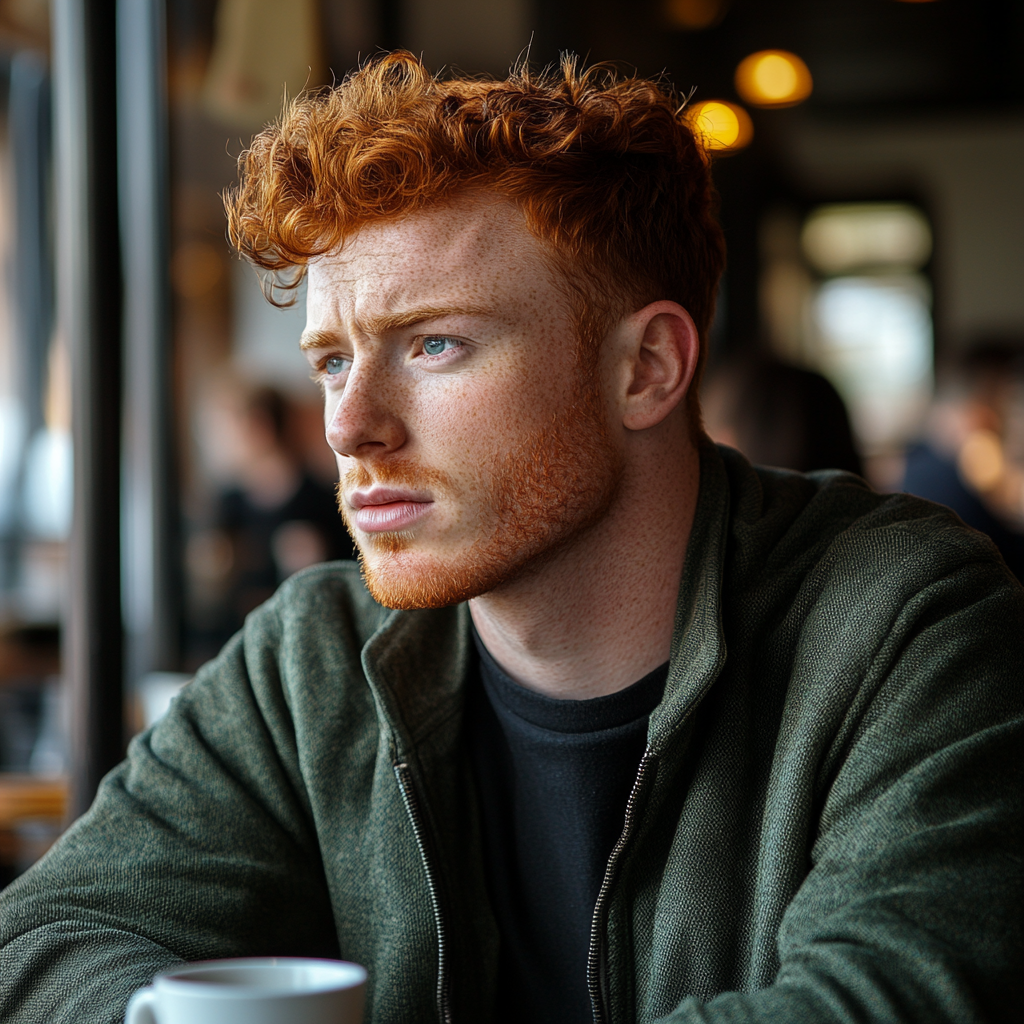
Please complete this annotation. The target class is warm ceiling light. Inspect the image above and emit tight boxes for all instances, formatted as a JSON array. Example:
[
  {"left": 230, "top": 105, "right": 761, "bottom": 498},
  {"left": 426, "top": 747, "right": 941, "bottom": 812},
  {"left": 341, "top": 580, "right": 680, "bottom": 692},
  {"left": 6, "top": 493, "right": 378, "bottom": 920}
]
[
  {"left": 664, "top": 0, "right": 730, "bottom": 30},
  {"left": 735, "top": 50, "right": 813, "bottom": 108},
  {"left": 685, "top": 100, "right": 753, "bottom": 153}
]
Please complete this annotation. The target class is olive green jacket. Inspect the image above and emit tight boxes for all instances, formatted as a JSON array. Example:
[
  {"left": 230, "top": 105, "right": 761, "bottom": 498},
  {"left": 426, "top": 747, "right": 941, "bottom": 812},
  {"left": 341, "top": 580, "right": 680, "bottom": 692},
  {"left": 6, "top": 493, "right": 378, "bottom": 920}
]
[{"left": 2, "top": 444, "right": 1022, "bottom": 1024}]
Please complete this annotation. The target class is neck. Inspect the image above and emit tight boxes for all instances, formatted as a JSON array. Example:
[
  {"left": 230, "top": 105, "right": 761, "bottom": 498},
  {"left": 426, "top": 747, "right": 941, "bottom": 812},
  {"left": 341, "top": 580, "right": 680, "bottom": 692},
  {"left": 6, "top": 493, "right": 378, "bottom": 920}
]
[{"left": 469, "top": 432, "right": 701, "bottom": 699}]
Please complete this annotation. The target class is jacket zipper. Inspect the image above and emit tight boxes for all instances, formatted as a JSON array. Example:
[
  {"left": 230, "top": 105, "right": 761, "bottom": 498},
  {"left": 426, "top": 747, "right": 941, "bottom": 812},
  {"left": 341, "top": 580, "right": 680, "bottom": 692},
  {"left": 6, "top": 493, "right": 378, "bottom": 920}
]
[
  {"left": 587, "top": 748, "right": 659, "bottom": 1024},
  {"left": 394, "top": 760, "right": 454, "bottom": 1024}
]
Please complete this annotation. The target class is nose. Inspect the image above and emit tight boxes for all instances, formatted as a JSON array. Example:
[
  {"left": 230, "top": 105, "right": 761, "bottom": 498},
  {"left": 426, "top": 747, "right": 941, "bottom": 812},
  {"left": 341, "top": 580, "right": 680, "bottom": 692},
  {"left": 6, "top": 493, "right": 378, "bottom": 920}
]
[{"left": 325, "top": 363, "right": 407, "bottom": 458}]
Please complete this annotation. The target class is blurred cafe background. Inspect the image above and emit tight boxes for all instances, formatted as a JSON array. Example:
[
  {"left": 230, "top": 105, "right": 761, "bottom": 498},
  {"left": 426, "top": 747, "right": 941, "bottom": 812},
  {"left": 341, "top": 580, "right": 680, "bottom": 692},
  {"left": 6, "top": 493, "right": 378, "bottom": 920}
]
[{"left": 0, "top": 0, "right": 1021, "bottom": 884}]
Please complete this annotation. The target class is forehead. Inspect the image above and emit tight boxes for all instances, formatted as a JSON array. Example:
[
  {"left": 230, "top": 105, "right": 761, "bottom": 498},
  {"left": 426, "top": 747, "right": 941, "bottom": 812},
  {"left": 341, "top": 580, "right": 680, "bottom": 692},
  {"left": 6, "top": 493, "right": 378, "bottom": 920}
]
[{"left": 305, "top": 194, "right": 563, "bottom": 325}]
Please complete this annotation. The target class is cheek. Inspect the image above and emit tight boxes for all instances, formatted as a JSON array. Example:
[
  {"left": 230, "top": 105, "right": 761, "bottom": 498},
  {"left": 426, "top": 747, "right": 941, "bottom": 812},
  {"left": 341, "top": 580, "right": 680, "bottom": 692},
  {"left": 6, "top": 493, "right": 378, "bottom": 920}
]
[
  {"left": 415, "top": 362, "right": 563, "bottom": 463},
  {"left": 415, "top": 382, "right": 506, "bottom": 457}
]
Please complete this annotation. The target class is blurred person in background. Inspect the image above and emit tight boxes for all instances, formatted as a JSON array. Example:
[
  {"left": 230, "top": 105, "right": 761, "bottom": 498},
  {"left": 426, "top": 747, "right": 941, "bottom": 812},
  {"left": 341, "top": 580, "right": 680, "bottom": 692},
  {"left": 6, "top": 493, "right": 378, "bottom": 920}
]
[
  {"left": 902, "top": 343, "right": 1024, "bottom": 581},
  {"left": 702, "top": 353, "right": 863, "bottom": 476},
  {"left": 187, "top": 377, "right": 357, "bottom": 662}
]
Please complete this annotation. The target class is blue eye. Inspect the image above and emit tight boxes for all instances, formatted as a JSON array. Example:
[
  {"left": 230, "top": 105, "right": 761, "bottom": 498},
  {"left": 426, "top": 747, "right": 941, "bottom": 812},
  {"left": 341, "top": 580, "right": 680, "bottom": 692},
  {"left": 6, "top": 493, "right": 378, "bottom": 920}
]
[
  {"left": 325, "top": 356, "right": 348, "bottom": 375},
  {"left": 423, "top": 336, "right": 461, "bottom": 356}
]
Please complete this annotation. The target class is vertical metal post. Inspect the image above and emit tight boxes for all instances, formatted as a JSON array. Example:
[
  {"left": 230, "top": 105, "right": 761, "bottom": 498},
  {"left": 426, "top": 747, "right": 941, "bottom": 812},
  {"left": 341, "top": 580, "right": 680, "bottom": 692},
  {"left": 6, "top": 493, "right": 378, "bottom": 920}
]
[
  {"left": 8, "top": 53, "right": 53, "bottom": 445},
  {"left": 53, "top": 0, "right": 124, "bottom": 818},
  {"left": 117, "top": 0, "right": 181, "bottom": 686},
  {"left": 4, "top": 54, "right": 53, "bottom": 598}
]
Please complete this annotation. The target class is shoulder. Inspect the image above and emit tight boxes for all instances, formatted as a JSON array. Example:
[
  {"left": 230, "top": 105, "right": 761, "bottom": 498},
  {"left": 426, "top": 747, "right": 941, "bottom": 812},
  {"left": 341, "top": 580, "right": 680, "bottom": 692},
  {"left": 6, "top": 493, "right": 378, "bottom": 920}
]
[
  {"left": 712, "top": 447, "right": 1023, "bottom": 791},
  {"left": 718, "top": 443, "right": 1020, "bottom": 599},
  {"left": 221, "top": 561, "right": 394, "bottom": 702},
  {"left": 166, "top": 562, "right": 396, "bottom": 774},
  {"left": 713, "top": 445, "right": 1024, "bottom": 684},
  {"left": 247, "top": 560, "right": 390, "bottom": 642}
]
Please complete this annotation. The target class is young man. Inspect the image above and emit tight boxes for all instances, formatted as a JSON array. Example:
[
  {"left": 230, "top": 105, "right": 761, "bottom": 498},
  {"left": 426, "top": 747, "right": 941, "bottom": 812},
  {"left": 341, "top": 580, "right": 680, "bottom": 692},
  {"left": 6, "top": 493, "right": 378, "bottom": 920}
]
[{"left": 2, "top": 53, "right": 1021, "bottom": 1024}]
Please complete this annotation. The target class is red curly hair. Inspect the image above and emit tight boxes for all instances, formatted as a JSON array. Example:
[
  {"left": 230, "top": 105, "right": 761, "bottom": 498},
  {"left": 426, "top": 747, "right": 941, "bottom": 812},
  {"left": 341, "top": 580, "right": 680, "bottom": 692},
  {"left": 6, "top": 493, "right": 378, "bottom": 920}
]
[{"left": 225, "top": 51, "right": 725, "bottom": 419}]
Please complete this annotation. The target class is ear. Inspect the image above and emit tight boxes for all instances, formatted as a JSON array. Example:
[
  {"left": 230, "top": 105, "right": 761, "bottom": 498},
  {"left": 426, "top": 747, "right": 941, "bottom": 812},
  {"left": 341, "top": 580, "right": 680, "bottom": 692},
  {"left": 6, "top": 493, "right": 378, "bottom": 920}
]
[{"left": 618, "top": 301, "right": 700, "bottom": 431}]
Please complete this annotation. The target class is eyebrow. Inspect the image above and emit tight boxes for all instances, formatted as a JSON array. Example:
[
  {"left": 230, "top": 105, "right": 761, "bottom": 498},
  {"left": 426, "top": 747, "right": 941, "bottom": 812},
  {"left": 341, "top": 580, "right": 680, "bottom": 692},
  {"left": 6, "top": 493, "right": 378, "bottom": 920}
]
[{"left": 299, "top": 304, "right": 494, "bottom": 351}]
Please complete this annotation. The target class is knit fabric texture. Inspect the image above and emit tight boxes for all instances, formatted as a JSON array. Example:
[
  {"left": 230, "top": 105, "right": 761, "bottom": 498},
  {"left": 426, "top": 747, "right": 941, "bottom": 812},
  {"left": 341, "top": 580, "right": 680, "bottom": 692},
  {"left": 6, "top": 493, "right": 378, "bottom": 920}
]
[{"left": 1, "top": 442, "right": 1021, "bottom": 1023}]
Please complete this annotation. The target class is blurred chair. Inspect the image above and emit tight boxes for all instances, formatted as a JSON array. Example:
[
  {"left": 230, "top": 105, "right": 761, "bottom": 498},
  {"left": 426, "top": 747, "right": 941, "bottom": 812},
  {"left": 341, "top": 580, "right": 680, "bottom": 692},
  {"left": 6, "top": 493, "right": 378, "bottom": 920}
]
[{"left": 703, "top": 355, "right": 863, "bottom": 476}]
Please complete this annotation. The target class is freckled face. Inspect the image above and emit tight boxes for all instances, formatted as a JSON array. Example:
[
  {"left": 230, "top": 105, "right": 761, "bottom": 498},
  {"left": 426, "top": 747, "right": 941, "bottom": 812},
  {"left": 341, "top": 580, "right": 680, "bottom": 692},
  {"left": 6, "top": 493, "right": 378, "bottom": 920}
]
[{"left": 303, "top": 195, "right": 621, "bottom": 609}]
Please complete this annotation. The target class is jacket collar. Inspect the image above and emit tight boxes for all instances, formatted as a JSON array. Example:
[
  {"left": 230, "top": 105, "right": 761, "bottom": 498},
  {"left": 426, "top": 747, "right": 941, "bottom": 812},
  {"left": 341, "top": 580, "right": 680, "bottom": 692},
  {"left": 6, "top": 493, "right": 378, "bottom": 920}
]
[
  {"left": 361, "top": 602, "right": 471, "bottom": 758},
  {"left": 650, "top": 437, "right": 730, "bottom": 750}
]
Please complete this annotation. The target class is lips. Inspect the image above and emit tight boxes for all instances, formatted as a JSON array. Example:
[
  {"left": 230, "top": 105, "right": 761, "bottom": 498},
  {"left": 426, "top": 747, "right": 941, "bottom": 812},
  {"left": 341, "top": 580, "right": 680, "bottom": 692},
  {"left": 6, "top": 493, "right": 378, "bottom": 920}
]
[{"left": 349, "top": 486, "right": 434, "bottom": 533}]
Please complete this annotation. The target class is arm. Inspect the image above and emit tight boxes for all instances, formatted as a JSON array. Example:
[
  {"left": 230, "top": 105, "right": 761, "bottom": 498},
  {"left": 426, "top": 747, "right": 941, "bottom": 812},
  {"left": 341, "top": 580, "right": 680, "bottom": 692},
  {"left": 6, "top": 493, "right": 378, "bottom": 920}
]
[
  {"left": 663, "top": 559, "right": 1024, "bottom": 1023},
  {"left": 0, "top": 622, "right": 339, "bottom": 1024}
]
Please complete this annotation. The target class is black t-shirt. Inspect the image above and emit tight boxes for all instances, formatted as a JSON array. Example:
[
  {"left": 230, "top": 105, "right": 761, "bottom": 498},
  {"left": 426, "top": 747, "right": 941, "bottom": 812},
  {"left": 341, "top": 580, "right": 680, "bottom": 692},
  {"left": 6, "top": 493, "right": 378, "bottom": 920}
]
[{"left": 467, "top": 632, "right": 668, "bottom": 1024}]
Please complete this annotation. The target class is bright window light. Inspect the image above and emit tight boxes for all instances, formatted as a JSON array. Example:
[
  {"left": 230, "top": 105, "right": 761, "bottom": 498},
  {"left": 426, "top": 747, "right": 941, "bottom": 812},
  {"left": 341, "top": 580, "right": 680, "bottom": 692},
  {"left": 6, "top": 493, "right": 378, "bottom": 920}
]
[
  {"left": 802, "top": 203, "right": 932, "bottom": 275},
  {"left": 811, "top": 275, "right": 933, "bottom": 449},
  {"left": 21, "top": 427, "right": 73, "bottom": 539}
]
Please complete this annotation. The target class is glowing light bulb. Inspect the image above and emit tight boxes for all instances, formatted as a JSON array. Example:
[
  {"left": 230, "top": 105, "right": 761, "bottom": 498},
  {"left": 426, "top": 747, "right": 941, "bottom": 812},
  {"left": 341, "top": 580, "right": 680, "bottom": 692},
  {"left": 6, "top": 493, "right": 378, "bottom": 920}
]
[
  {"left": 664, "top": 0, "right": 729, "bottom": 30},
  {"left": 735, "top": 50, "right": 813, "bottom": 108},
  {"left": 686, "top": 100, "right": 753, "bottom": 152}
]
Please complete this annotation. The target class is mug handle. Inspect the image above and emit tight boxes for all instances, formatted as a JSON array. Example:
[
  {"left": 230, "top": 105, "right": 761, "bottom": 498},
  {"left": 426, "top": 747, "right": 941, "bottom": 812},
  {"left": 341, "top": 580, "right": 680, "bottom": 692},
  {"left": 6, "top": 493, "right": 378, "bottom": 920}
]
[{"left": 125, "top": 986, "right": 158, "bottom": 1024}]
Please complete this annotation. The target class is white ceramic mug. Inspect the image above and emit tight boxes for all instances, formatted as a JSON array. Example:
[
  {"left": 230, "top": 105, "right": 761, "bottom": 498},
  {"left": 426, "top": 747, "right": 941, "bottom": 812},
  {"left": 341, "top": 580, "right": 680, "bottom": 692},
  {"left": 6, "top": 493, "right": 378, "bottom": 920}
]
[{"left": 124, "top": 957, "right": 367, "bottom": 1024}]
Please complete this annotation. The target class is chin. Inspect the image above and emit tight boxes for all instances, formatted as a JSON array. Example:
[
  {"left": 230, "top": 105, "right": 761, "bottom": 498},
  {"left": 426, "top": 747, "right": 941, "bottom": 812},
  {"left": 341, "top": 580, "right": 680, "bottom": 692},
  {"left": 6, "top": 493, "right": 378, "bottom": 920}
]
[{"left": 359, "top": 546, "right": 519, "bottom": 609}]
